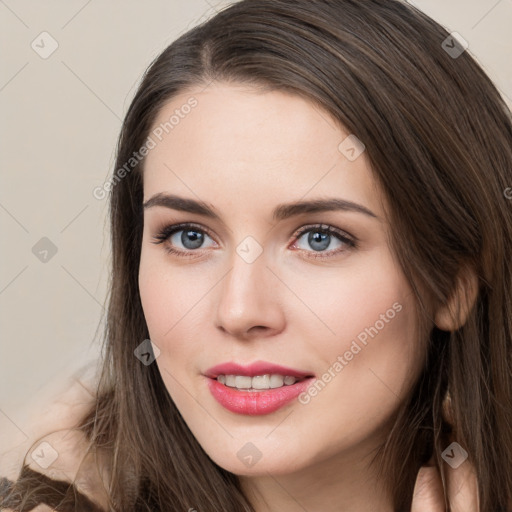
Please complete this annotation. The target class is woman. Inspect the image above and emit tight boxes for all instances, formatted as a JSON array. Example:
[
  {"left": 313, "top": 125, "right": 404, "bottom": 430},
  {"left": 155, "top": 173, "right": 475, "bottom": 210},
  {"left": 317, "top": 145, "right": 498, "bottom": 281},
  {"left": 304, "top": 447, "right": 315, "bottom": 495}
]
[{"left": 1, "top": 0, "right": 511, "bottom": 510}]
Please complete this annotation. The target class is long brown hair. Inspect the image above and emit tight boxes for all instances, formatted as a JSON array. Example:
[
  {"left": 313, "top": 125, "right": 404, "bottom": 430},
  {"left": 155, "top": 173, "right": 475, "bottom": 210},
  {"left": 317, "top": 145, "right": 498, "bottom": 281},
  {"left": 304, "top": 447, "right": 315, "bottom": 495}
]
[{"left": 3, "top": 0, "right": 512, "bottom": 510}]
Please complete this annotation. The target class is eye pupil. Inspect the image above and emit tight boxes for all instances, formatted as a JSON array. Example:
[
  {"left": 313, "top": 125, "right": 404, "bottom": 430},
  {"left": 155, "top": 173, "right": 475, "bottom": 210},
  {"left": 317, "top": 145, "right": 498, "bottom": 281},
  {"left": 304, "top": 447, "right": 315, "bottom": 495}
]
[
  {"left": 182, "top": 230, "right": 204, "bottom": 249},
  {"left": 308, "top": 231, "right": 330, "bottom": 251}
]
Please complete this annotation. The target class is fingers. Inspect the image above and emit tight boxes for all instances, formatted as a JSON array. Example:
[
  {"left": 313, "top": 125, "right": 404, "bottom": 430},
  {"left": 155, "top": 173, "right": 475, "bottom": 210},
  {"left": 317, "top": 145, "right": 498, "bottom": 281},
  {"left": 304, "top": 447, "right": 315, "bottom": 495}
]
[
  {"left": 441, "top": 392, "right": 479, "bottom": 511},
  {"left": 411, "top": 463, "right": 445, "bottom": 512},
  {"left": 446, "top": 458, "right": 479, "bottom": 512},
  {"left": 411, "top": 391, "right": 479, "bottom": 511},
  {"left": 411, "top": 452, "right": 480, "bottom": 512}
]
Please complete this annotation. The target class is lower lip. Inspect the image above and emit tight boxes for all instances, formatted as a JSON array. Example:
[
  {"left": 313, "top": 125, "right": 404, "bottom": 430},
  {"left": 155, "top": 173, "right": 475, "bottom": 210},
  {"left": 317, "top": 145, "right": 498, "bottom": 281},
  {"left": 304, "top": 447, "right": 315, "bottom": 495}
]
[{"left": 206, "top": 377, "right": 315, "bottom": 415}]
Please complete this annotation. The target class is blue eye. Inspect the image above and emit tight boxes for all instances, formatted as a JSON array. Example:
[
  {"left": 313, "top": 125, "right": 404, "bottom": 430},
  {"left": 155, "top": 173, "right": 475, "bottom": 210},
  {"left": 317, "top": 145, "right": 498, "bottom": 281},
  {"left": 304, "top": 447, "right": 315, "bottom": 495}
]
[
  {"left": 291, "top": 224, "right": 356, "bottom": 258},
  {"left": 151, "top": 222, "right": 356, "bottom": 259},
  {"left": 152, "top": 223, "right": 215, "bottom": 257}
]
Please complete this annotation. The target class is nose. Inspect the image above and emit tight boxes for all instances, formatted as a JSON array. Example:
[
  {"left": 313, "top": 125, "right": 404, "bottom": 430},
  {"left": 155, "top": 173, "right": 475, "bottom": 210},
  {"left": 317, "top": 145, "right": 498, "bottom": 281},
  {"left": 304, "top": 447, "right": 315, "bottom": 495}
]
[{"left": 215, "top": 250, "right": 286, "bottom": 340}]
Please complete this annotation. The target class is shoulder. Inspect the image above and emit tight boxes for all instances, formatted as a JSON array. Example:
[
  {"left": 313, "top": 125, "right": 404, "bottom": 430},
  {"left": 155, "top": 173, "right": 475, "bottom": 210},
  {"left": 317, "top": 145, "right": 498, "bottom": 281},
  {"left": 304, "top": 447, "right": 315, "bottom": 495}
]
[{"left": 0, "top": 371, "right": 110, "bottom": 511}]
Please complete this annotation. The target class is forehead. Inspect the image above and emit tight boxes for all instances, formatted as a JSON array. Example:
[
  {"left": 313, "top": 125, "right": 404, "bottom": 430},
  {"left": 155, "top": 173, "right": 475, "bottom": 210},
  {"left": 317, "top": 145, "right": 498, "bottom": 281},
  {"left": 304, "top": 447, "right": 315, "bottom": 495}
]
[{"left": 142, "top": 81, "right": 384, "bottom": 218}]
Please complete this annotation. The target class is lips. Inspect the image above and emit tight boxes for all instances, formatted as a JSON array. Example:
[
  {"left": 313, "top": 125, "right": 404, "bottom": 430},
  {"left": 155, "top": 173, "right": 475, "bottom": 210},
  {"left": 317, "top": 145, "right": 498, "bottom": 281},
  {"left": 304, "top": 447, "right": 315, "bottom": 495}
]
[
  {"left": 204, "top": 360, "right": 316, "bottom": 415},
  {"left": 204, "top": 361, "right": 314, "bottom": 379}
]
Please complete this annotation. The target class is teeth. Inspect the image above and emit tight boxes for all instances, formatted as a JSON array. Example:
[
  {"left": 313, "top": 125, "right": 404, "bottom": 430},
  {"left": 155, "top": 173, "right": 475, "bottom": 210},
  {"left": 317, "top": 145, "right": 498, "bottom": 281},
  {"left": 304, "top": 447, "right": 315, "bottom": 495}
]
[
  {"left": 252, "top": 375, "right": 270, "bottom": 389},
  {"left": 216, "top": 374, "right": 300, "bottom": 390},
  {"left": 235, "top": 376, "right": 252, "bottom": 389},
  {"left": 283, "top": 375, "right": 296, "bottom": 385},
  {"left": 269, "top": 374, "right": 284, "bottom": 388}
]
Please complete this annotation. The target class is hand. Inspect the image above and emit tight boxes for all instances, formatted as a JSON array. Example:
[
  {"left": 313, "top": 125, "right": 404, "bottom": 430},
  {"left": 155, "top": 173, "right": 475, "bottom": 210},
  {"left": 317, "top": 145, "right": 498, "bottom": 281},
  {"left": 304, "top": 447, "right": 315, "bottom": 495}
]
[
  {"left": 411, "top": 453, "right": 479, "bottom": 511},
  {"left": 411, "top": 393, "right": 479, "bottom": 511}
]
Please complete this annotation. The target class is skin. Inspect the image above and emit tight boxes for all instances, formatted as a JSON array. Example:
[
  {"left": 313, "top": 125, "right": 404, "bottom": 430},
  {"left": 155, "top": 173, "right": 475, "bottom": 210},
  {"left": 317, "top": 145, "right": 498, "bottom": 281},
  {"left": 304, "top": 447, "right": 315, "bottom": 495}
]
[{"left": 138, "top": 82, "right": 479, "bottom": 511}]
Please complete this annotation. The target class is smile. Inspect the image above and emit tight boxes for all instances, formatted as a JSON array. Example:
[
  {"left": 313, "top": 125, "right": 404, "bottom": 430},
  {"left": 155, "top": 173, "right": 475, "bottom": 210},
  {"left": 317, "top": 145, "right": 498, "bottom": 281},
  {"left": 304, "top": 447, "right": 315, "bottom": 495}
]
[{"left": 204, "top": 361, "right": 316, "bottom": 415}]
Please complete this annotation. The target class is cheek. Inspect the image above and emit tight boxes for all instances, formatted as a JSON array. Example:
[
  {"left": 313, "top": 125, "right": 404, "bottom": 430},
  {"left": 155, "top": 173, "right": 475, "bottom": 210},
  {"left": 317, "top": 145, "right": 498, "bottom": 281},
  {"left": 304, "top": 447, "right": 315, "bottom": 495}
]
[
  {"left": 138, "top": 255, "right": 170, "bottom": 339},
  {"left": 138, "top": 249, "right": 218, "bottom": 400},
  {"left": 289, "top": 250, "right": 414, "bottom": 348},
  {"left": 138, "top": 254, "right": 199, "bottom": 399},
  {"left": 285, "top": 257, "right": 421, "bottom": 456},
  {"left": 138, "top": 249, "right": 203, "bottom": 340},
  {"left": 287, "top": 247, "right": 422, "bottom": 397}
]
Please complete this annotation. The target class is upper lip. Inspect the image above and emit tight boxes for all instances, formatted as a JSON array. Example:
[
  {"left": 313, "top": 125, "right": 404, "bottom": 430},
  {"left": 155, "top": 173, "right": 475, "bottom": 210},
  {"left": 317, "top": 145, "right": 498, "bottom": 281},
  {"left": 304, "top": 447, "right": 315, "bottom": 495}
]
[{"left": 204, "top": 361, "right": 315, "bottom": 379}]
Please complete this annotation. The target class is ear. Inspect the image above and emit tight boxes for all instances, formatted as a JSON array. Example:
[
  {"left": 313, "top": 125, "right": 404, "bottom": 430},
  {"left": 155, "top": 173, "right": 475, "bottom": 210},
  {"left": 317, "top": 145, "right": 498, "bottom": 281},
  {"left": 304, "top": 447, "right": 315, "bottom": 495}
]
[{"left": 434, "top": 266, "right": 479, "bottom": 331}]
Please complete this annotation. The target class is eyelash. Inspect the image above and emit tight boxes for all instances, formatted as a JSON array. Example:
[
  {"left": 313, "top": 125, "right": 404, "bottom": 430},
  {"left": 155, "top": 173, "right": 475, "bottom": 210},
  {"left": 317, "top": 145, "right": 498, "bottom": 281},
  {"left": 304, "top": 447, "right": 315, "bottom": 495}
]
[{"left": 151, "top": 222, "right": 357, "bottom": 260}]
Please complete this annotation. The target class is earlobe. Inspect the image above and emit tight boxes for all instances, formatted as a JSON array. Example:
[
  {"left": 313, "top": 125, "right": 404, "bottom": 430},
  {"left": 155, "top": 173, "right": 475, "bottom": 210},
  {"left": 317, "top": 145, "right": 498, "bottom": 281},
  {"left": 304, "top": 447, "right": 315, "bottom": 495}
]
[{"left": 434, "top": 267, "right": 479, "bottom": 331}]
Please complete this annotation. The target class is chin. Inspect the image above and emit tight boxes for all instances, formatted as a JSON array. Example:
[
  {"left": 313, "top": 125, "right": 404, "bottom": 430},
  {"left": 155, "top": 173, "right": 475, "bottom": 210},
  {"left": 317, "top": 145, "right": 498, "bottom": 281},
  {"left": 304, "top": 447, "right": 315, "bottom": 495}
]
[{"left": 196, "top": 436, "right": 313, "bottom": 477}]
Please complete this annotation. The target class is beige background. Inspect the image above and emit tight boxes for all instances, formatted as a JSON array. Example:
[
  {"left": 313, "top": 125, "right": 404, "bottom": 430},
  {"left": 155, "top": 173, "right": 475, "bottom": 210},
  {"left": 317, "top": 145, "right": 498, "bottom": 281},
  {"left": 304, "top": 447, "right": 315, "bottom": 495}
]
[{"left": 1, "top": 0, "right": 511, "bottom": 443}]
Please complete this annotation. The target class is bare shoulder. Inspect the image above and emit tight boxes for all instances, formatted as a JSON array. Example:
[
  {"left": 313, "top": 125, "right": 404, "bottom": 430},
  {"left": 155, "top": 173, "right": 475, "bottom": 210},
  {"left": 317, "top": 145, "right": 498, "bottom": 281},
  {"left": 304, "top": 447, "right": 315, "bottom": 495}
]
[{"left": 0, "top": 373, "right": 110, "bottom": 511}]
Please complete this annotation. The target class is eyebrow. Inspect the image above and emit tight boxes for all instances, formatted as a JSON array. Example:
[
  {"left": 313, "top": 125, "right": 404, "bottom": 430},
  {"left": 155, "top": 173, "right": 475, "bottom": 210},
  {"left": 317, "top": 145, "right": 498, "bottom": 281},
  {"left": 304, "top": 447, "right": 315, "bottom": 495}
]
[{"left": 143, "top": 193, "right": 378, "bottom": 221}]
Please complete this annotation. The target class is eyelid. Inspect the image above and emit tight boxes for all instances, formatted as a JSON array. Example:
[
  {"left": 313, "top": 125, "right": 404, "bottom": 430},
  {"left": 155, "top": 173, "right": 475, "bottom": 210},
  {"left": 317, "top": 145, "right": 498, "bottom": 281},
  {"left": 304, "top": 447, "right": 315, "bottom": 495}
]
[
  {"left": 152, "top": 222, "right": 218, "bottom": 244},
  {"left": 290, "top": 223, "right": 356, "bottom": 245}
]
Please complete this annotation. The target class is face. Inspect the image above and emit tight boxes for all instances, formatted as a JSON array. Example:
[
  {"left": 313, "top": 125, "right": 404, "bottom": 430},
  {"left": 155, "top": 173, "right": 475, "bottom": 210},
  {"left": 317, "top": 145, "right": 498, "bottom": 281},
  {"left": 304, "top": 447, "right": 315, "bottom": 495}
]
[{"left": 138, "top": 81, "right": 423, "bottom": 477}]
